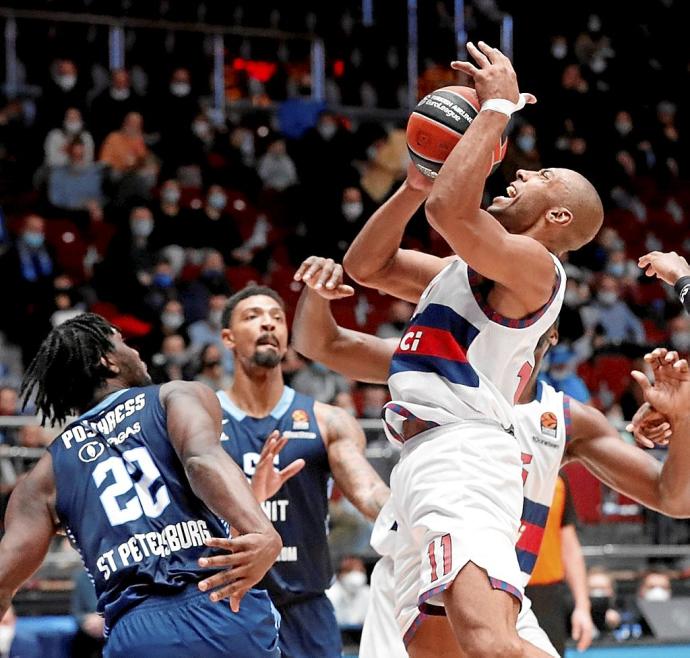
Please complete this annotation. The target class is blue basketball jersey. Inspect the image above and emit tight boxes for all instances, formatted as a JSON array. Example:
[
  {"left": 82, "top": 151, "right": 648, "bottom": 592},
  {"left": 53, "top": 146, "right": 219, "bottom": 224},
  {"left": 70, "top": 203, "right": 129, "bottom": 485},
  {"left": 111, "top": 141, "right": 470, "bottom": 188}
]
[
  {"left": 217, "top": 386, "right": 333, "bottom": 606},
  {"left": 48, "top": 386, "right": 229, "bottom": 631}
]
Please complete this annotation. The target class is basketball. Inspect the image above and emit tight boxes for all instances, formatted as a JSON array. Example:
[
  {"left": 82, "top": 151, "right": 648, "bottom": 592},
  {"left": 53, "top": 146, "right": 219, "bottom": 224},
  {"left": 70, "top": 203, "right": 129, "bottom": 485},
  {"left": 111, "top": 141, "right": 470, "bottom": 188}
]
[{"left": 406, "top": 85, "right": 507, "bottom": 178}]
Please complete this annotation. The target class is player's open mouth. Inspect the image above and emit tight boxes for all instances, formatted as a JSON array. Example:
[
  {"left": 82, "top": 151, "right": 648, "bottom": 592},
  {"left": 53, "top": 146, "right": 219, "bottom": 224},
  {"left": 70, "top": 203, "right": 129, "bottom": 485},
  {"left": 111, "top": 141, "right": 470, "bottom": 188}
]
[
  {"left": 257, "top": 337, "right": 279, "bottom": 348},
  {"left": 506, "top": 184, "right": 517, "bottom": 198}
]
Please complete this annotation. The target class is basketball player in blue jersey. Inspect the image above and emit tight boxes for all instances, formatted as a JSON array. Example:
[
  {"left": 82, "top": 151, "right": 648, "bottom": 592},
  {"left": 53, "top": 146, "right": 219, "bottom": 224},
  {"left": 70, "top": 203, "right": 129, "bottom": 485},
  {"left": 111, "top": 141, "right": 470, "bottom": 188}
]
[
  {"left": 293, "top": 256, "right": 690, "bottom": 657},
  {"left": 205, "top": 285, "right": 390, "bottom": 658},
  {"left": 339, "top": 43, "right": 606, "bottom": 658},
  {"left": 0, "top": 313, "right": 282, "bottom": 658}
]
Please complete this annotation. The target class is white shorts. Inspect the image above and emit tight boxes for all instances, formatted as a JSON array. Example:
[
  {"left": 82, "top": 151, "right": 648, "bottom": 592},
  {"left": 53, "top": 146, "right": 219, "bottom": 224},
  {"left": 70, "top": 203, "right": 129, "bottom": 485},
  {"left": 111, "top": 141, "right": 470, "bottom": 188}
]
[
  {"left": 365, "top": 552, "right": 559, "bottom": 657},
  {"left": 390, "top": 420, "right": 524, "bottom": 644},
  {"left": 359, "top": 556, "right": 408, "bottom": 658}
]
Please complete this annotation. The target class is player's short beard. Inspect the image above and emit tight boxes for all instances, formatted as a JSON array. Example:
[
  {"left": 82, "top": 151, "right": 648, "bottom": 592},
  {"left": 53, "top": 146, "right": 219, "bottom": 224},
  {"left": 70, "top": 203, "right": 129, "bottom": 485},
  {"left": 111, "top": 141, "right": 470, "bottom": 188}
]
[{"left": 251, "top": 349, "right": 282, "bottom": 368}]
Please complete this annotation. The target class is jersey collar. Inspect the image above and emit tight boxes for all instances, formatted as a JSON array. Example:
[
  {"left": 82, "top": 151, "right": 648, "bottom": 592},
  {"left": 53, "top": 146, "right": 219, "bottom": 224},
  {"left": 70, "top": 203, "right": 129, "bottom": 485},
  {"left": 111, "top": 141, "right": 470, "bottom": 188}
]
[
  {"left": 216, "top": 386, "right": 295, "bottom": 421},
  {"left": 77, "top": 388, "right": 131, "bottom": 421}
]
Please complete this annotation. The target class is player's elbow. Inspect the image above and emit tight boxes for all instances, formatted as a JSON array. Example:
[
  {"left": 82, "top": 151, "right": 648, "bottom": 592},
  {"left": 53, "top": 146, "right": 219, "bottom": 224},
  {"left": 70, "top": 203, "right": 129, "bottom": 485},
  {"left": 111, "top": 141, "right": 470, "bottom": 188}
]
[
  {"left": 658, "top": 485, "right": 690, "bottom": 518},
  {"left": 425, "top": 190, "right": 455, "bottom": 230},
  {"left": 343, "top": 248, "right": 383, "bottom": 286}
]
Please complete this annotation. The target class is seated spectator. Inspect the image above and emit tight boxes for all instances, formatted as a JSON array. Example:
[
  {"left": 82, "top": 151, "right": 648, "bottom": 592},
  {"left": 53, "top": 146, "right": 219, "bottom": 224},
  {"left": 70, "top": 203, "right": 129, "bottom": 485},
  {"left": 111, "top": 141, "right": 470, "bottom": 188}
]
[
  {"left": 257, "top": 137, "right": 298, "bottom": 191},
  {"left": 90, "top": 68, "right": 145, "bottom": 143},
  {"left": 0, "top": 605, "right": 41, "bottom": 658},
  {"left": 139, "top": 299, "right": 190, "bottom": 363},
  {"left": 668, "top": 313, "right": 690, "bottom": 354},
  {"left": 637, "top": 570, "right": 672, "bottom": 603},
  {"left": 70, "top": 569, "right": 104, "bottom": 658},
  {"left": 543, "top": 345, "right": 592, "bottom": 403},
  {"left": 149, "top": 334, "right": 192, "bottom": 384},
  {"left": 19, "top": 425, "right": 51, "bottom": 449},
  {"left": 194, "top": 343, "right": 232, "bottom": 390},
  {"left": 333, "top": 391, "right": 357, "bottom": 417},
  {"left": 49, "top": 274, "right": 87, "bottom": 328},
  {"left": 188, "top": 293, "right": 233, "bottom": 373},
  {"left": 37, "top": 58, "right": 87, "bottom": 132},
  {"left": 360, "top": 385, "right": 389, "bottom": 419},
  {"left": 47, "top": 139, "right": 104, "bottom": 228},
  {"left": 376, "top": 300, "right": 413, "bottom": 339},
  {"left": 326, "top": 556, "right": 371, "bottom": 626},
  {"left": 150, "top": 179, "right": 194, "bottom": 250},
  {"left": 190, "top": 185, "right": 243, "bottom": 259},
  {"left": 44, "top": 108, "right": 95, "bottom": 168},
  {"left": 142, "top": 257, "right": 181, "bottom": 318},
  {"left": 587, "top": 567, "right": 622, "bottom": 637},
  {"left": 587, "top": 275, "right": 646, "bottom": 346},
  {"left": 501, "top": 122, "right": 542, "bottom": 181},
  {"left": 291, "top": 360, "right": 350, "bottom": 404},
  {"left": 99, "top": 112, "right": 150, "bottom": 177},
  {"left": 181, "top": 250, "right": 231, "bottom": 322}
]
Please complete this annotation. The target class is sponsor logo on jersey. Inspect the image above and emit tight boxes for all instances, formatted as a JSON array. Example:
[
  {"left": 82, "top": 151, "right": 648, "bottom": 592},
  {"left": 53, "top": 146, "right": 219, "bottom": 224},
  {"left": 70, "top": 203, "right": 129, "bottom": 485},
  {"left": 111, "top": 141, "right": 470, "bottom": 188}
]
[
  {"left": 291, "top": 409, "right": 310, "bottom": 431},
  {"left": 540, "top": 412, "right": 558, "bottom": 438},
  {"left": 282, "top": 430, "right": 317, "bottom": 440},
  {"left": 78, "top": 441, "right": 105, "bottom": 463}
]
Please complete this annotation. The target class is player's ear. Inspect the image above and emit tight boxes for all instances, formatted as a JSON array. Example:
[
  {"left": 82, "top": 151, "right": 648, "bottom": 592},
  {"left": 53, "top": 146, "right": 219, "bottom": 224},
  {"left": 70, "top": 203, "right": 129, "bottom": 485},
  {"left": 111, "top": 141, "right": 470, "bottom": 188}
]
[
  {"left": 546, "top": 207, "right": 573, "bottom": 227},
  {"left": 100, "top": 354, "right": 120, "bottom": 375},
  {"left": 221, "top": 328, "right": 235, "bottom": 350}
]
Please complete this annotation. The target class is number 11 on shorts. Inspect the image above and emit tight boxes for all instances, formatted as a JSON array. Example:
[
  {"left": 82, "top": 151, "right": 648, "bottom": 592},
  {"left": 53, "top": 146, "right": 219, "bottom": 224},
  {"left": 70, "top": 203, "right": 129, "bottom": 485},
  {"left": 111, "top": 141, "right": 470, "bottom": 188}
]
[{"left": 428, "top": 534, "right": 452, "bottom": 582}]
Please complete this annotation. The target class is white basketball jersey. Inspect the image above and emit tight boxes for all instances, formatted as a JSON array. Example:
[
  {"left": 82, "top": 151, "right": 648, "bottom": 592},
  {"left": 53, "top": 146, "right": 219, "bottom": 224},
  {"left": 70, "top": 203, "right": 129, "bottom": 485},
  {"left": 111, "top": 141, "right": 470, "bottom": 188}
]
[
  {"left": 383, "top": 254, "right": 566, "bottom": 444},
  {"left": 513, "top": 381, "right": 571, "bottom": 586}
]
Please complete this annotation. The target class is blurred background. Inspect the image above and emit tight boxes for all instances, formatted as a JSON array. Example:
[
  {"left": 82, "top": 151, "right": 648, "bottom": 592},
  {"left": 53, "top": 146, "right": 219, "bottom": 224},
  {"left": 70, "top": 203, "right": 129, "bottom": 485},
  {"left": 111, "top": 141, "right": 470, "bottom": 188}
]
[{"left": 1, "top": 1, "right": 690, "bottom": 656}]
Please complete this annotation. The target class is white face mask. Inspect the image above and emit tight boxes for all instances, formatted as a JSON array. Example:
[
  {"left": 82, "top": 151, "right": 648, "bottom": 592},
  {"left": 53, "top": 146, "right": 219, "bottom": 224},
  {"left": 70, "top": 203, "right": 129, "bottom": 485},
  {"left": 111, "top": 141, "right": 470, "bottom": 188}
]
[
  {"left": 341, "top": 570, "right": 366, "bottom": 592},
  {"left": 64, "top": 120, "right": 83, "bottom": 134},
  {"left": 170, "top": 82, "right": 191, "bottom": 97},
  {"left": 597, "top": 291, "right": 617, "bottom": 306},
  {"left": 111, "top": 87, "right": 130, "bottom": 101},
  {"left": 0, "top": 625, "right": 15, "bottom": 654},
  {"left": 342, "top": 202, "right": 363, "bottom": 221},
  {"left": 57, "top": 74, "right": 77, "bottom": 91},
  {"left": 643, "top": 586, "right": 671, "bottom": 602},
  {"left": 551, "top": 43, "right": 568, "bottom": 60}
]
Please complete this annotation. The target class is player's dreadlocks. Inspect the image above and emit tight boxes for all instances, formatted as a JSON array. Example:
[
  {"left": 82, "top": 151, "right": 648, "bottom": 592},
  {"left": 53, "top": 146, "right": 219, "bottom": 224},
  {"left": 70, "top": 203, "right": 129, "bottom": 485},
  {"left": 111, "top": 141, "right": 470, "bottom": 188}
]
[{"left": 20, "top": 313, "right": 116, "bottom": 426}]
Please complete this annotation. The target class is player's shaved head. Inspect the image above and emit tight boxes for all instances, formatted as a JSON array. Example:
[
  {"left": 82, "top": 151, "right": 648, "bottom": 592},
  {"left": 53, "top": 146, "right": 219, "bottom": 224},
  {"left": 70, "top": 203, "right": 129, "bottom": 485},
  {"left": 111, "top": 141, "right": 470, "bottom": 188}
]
[{"left": 552, "top": 168, "right": 604, "bottom": 251}]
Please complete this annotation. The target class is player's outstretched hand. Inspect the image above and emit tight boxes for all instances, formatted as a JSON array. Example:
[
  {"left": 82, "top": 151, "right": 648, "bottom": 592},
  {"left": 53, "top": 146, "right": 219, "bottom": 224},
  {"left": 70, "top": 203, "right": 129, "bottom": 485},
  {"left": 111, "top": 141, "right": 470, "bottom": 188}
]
[
  {"left": 198, "top": 532, "right": 281, "bottom": 613},
  {"left": 251, "top": 430, "right": 306, "bottom": 502},
  {"left": 631, "top": 348, "right": 690, "bottom": 419},
  {"left": 294, "top": 256, "right": 355, "bottom": 300},
  {"left": 638, "top": 251, "right": 690, "bottom": 286},
  {"left": 450, "top": 41, "right": 536, "bottom": 108},
  {"left": 626, "top": 402, "right": 672, "bottom": 449}
]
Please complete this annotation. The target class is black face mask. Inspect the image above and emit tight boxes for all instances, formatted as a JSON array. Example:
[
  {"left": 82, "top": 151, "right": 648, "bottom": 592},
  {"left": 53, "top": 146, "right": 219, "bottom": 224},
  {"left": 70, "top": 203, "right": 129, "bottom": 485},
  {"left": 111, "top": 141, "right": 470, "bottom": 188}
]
[{"left": 590, "top": 596, "right": 612, "bottom": 629}]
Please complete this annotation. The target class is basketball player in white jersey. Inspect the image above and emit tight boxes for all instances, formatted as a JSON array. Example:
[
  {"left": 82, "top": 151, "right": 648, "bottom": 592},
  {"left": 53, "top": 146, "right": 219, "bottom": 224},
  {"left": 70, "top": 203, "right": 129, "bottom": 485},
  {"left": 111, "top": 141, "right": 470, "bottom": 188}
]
[
  {"left": 292, "top": 257, "right": 690, "bottom": 657},
  {"left": 336, "top": 42, "right": 604, "bottom": 657}
]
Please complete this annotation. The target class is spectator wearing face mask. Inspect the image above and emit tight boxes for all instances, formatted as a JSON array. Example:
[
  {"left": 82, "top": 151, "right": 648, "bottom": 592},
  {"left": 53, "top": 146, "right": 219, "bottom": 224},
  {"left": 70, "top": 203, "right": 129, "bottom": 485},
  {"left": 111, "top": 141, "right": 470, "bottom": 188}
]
[
  {"left": 668, "top": 314, "right": 690, "bottom": 354},
  {"left": 544, "top": 344, "right": 592, "bottom": 403},
  {"left": 156, "top": 68, "right": 198, "bottom": 139},
  {"left": 142, "top": 257, "right": 180, "bottom": 317},
  {"left": 326, "top": 556, "right": 371, "bottom": 626},
  {"left": 149, "top": 333, "right": 192, "bottom": 383},
  {"left": 587, "top": 275, "right": 646, "bottom": 346},
  {"left": 257, "top": 137, "right": 298, "bottom": 192},
  {"left": 0, "top": 606, "right": 41, "bottom": 658},
  {"left": 501, "top": 123, "right": 542, "bottom": 182},
  {"left": 44, "top": 107, "right": 95, "bottom": 168},
  {"left": 180, "top": 250, "right": 232, "bottom": 323},
  {"left": 90, "top": 68, "right": 145, "bottom": 143},
  {"left": 614, "top": 571, "right": 674, "bottom": 640},
  {"left": 47, "top": 139, "right": 104, "bottom": 231},
  {"left": 194, "top": 343, "right": 232, "bottom": 390},
  {"left": 49, "top": 274, "right": 86, "bottom": 328},
  {"left": 587, "top": 568, "right": 622, "bottom": 638},
  {"left": 291, "top": 360, "right": 351, "bottom": 404},
  {"left": 149, "top": 179, "right": 194, "bottom": 250},
  {"left": 376, "top": 300, "right": 414, "bottom": 340},
  {"left": 188, "top": 294, "right": 233, "bottom": 374},
  {"left": 38, "top": 59, "right": 87, "bottom": 132},
  {"left": 0, "top": 214, "right": 55, "bottom": 364},
  {"left": 191, "top": 185, "right": 242, "bottom": 259}
]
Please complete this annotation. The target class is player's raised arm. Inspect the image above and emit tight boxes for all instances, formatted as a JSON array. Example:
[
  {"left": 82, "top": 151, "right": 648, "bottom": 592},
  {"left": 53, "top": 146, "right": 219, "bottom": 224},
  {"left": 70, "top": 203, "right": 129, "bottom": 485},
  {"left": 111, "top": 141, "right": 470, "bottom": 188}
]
[
  {"left": 293, "top": 257, "right": 396, "bottom": 384},
  {"left": 318, "top": 404, "right": 390, "bottom": 522},
  {"left": 161, "top": 380, "right": 282, "bottom": 609},
  {"left": 564, "top": 354, "right": 690, "bottom": 517},
  {"left": 341, "top": 164, "right": 452, "bottom": 303},
  {"left": 0, "top": 454, "right": 59, "bottom": 616}
]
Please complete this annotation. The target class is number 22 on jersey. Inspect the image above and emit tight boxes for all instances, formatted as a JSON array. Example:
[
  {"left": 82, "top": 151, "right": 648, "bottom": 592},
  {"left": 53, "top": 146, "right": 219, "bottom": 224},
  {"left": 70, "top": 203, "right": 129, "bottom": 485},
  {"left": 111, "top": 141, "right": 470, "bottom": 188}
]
[{"left": 93, "top": 447, "right": 171, "bottom": 526}]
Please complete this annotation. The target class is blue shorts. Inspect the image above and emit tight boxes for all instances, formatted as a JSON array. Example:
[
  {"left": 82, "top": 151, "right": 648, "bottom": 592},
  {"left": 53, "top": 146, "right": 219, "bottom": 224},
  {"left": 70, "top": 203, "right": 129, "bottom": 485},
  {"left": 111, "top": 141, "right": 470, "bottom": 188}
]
[
  {"left": 105, "top": 587, "right": 280, "bottom": 658},
  {"left": 277, "top": 594, "right": 341, "bottom": 658}
]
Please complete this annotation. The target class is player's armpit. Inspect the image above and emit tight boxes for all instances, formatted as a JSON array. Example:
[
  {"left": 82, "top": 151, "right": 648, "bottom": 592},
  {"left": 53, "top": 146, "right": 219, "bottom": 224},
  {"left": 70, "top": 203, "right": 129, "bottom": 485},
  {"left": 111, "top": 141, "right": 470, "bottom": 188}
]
[
  {"left": 319, "top": 404, "right": 390, "bottom": 522},
  {"left": 0, "top": 453, "right": 58, "bottom": 616}
]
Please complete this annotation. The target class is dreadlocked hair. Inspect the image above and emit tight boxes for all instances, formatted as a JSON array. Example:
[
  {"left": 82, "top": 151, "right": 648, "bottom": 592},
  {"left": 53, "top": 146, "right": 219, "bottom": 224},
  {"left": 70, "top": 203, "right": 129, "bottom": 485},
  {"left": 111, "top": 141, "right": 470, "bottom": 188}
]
[{"left": 20, "top": 313, "right": 116, "bottom": 427}]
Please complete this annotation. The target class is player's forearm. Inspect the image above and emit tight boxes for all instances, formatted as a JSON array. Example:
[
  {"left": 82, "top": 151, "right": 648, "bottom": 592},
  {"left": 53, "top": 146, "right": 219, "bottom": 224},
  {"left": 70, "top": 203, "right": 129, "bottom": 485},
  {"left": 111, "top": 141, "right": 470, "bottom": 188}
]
[
  {"left": 561, "top": 526, "right": 591, "bottom": 611},
  {"left": 329, "top": 444, "right": 390, "bottom": 521},
  {"left": 293, "top": 287, "right": 341, "bottom": 360},
  {"left": 675, "top": 276, "right": 690, "bottom": 315},
  {"left": 426, "top": 111, "right": 507, "bottom": 229},
  {"left": 343, "top": 181, "right": 427, "bottom": 286},
  {"left": 185, "top": 450, "right": 280, "bottom": 539},
  {"left": 657, "top": 414, "right": 690, "bottom": 517}
]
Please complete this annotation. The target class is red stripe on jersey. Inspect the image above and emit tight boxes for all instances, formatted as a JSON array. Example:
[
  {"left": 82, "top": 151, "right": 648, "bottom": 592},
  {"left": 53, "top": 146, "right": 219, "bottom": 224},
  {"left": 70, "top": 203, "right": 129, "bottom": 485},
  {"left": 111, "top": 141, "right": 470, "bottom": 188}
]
[
  {"left": 516, "top": 520, "right": 546, "bottom": 555},
  {"left": 396, "top": 325, "right": 469, "bottom": 363}
]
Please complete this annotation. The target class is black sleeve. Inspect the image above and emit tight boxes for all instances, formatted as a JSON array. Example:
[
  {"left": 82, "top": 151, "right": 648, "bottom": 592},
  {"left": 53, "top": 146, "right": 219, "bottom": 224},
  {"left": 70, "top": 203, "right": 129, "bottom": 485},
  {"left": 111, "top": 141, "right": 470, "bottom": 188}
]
[
  {"left": 560, "top": 473, "right": 578, "bottom": 528},
  {"left": 674, "top": 276, "right": 690, "bottom": 315}
]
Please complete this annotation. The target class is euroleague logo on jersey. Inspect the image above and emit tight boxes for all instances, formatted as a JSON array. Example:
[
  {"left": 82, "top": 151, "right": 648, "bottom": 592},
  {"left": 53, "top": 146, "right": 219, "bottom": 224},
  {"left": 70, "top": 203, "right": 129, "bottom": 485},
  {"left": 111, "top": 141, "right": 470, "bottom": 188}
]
[
  {"left": 78, "top": 441, "right": 105, "bottom": 463},
  {"left": 540, "top": 412, "right": 558, "bottom": 438},
  {"left": 291, "top": 409, "right": 310, "bottom": 430}
]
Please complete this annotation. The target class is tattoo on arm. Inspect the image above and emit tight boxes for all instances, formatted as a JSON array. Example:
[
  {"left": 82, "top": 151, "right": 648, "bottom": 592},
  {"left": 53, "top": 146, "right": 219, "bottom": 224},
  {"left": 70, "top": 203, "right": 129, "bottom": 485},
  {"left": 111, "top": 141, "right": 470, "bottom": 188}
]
[{"left": 324, "top": 407, "right": 390, "bottom": 522}]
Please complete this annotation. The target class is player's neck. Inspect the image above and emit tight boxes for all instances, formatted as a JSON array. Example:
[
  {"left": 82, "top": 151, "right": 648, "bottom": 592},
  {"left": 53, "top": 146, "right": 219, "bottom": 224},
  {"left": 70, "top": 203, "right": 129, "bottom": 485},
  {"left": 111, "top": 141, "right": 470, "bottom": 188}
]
[
  {"left": 84, "top": 380, "right": 129, "bottom": 413},
  {"left": 226, "top": 364, "right": 285, "bottom": 418}
]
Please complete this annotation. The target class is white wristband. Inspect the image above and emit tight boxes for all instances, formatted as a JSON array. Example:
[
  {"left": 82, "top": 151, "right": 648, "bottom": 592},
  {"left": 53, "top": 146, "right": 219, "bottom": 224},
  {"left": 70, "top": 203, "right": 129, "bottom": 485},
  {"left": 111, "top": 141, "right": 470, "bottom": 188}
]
[{"left": 480, "top": 93, "right": 531, "bottom": 117}]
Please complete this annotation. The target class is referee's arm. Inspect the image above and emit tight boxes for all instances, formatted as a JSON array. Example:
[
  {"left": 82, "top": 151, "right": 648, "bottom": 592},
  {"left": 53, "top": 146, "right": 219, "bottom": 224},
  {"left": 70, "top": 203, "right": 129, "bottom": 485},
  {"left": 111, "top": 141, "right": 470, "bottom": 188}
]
[{"left": 639, "top": 251, "right": 690, "bottom": 313}]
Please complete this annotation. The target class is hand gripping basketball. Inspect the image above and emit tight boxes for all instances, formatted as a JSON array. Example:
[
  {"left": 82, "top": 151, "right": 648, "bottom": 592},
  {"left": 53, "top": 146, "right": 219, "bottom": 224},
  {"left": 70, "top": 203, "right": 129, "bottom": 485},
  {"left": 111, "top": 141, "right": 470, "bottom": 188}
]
[{"left": 451, "top": 41, "right": 536, "bottom": 115}]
